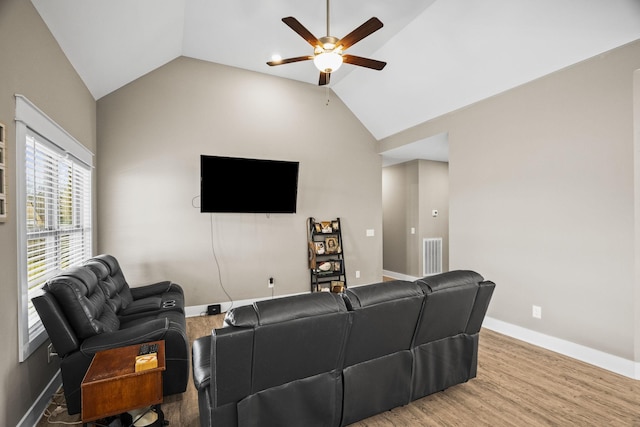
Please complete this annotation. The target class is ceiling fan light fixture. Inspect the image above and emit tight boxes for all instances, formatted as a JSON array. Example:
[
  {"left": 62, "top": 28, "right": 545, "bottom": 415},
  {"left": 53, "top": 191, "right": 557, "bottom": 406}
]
[
  {"left": 269, "top": 4, "right": 385, "bottom": 85},
  {"left": 314, "top": 51, "right": 343, "bottom": 73}
]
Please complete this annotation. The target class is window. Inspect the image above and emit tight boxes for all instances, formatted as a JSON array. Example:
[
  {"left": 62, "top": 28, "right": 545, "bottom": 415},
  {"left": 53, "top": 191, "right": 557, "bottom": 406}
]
[{"left": 16, "top": 95, "right": 93, "bottom": 362}]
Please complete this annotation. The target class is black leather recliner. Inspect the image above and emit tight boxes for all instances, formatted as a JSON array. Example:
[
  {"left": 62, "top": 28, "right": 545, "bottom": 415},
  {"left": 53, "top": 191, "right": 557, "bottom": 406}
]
[
  {"left": 193, "top": 292, "right": 351, "bottom": 427},
  {"left": 412, "top": 270, "right": 495, "bottom": 399},
  {"left": 32, "top": 256, "right": 189, "bottom": 415},
  {"left": 340, "top": 279, "right": 425, "bottom": 426},
  {"left": 191, "top": 270, "right": 495, "bottom": 427}
]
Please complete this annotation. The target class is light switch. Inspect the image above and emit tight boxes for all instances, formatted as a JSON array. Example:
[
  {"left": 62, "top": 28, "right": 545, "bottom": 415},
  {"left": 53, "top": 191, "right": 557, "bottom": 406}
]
[{"left": 366, "top": 229, "right": 375, "bottom": 237}]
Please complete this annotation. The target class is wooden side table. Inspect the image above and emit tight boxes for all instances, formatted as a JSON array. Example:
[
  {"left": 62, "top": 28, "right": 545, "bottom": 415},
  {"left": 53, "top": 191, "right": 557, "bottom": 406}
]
[{"left": 81, "top": 340, "right": 166, "bottom": 425}]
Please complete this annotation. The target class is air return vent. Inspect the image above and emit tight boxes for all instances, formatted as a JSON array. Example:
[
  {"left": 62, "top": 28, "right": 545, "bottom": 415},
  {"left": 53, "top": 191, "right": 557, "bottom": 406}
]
[{"left": 423, "top": 238, "right": 443, "bottom": 276}]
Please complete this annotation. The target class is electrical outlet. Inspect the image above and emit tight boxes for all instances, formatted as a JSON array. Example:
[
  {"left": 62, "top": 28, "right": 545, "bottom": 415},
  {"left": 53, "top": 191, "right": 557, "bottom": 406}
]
[
  {"left": 268, "top": 277, "right": 274, "bottom": 288},
  {"left": 532, "top": 305, "right": 542, "bottom": 319},
  {"left": 355, "top": 270, "right": 361, "bottom": 279},
  {"left": 47, "top": 343, "right": 57, "bottom": 363}
]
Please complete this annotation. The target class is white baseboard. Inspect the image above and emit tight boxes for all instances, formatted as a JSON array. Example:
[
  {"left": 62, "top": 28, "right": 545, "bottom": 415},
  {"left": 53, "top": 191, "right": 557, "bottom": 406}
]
[
  {"left": 483, "top": 316, "right": 640, "bottom": 380},
  {"left": 186, "top": 292, "right": 309, "bottom": 318},
  {"left": 382, "top": 270, "right": 420, "bottom": 281},
  {"left": 18, "top": 369, "right": 62, "bottom": 427}
]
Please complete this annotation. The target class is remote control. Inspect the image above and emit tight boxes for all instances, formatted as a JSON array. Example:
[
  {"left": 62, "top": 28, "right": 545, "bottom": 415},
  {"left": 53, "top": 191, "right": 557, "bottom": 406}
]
[
  {"left": 148, "top": 343, "right": 158, "bottom": 354},
  {"left": 138, "top": 344, "right": 150, "bottom": 355}
]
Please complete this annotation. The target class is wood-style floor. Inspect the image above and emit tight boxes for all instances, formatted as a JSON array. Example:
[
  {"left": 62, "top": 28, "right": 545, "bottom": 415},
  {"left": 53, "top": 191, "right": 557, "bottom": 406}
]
[{"left": 39, "top": 313, "right": 640, "bottom": 426}]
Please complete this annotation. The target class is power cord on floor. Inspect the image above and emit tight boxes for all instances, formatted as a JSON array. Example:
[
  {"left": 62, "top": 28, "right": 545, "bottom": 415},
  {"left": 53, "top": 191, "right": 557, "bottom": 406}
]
[{"left": 42, "top": 390, "right": 82, "bottom": 425}]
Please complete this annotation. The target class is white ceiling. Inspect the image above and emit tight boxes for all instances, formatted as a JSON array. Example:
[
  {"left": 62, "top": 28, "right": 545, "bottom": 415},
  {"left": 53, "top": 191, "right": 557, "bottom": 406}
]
[{"left": 31, "top": 0, "right": 640, "bottom": 164}]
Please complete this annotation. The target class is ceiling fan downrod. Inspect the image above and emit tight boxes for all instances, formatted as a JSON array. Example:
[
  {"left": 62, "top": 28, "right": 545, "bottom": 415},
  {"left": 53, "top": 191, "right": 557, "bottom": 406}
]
[{"left": 326, "top": 0, "right": 331, "bottom": 36}]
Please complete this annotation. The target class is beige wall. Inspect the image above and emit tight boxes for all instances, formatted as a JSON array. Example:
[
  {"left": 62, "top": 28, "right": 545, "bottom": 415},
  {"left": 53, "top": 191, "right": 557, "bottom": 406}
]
[
  {"left": 382, "top": 162, "right": 417, "bottom": 274},
  {"left": 418, "top": 160, "right": 449, "bottom": 274},
  {"left": 0, "top": 0, "right": 96, "bottom": 425},
  {"left": 96, "top": 56, "right": 383, "bottom": 305},
  {"left": 383, "top": 160, "right": 449, "bottom": 277},
  {"left": 381, "top": 40, "right": 640, "bottom": 360}
]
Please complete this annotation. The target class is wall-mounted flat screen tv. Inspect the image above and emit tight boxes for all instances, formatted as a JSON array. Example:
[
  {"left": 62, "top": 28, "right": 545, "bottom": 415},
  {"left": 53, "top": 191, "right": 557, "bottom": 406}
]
[{"left": 200, "top": 155, "right": 299, "bottom": 213}]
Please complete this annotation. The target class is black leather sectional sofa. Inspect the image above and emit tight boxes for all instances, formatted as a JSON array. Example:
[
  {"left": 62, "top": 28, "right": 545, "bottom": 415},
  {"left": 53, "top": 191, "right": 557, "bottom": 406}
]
[
  {"left": 32, "top": 254, "right": 189, "bottom": 415},
  {"left": 192, "top": 270, "right": 495, "bottom": 427}
]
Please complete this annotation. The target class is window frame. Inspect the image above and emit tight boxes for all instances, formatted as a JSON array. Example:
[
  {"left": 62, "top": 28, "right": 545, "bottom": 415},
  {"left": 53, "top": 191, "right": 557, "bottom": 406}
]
[{"left": 15, "top": 95, "right": 94, "bottom": 362}]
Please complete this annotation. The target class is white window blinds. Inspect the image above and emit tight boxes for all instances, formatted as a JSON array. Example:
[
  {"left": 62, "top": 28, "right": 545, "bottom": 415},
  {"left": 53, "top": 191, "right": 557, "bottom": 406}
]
[
  {"left": 16, "top": 94, "right": 93, "bottom": 361},
  {"left": 25, "top": 130, "right": 92, "bottom": 333}
]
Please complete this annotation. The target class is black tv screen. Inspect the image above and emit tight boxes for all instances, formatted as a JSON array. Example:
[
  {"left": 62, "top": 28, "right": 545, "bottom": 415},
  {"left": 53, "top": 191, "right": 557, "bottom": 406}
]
[{"left": 200, "top": 155, "right": 299, "bottom": 213}]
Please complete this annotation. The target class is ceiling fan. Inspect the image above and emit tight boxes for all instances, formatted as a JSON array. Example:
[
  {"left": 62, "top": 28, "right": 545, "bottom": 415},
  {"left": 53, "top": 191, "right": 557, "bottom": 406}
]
[{"left": 266, "top": 0, "right": 387, "bottom": 86}]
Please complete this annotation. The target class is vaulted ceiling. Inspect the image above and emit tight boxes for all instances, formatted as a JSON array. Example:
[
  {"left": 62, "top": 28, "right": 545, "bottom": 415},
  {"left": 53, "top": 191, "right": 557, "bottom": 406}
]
[{"left": 32, "top": 0, "right": 640, "bottom": 162}]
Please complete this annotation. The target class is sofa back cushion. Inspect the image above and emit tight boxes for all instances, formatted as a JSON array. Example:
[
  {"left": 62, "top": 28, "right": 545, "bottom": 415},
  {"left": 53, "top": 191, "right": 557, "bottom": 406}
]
[
  {"left": 413, "top": 270, "right": 483, "bottom": 345},
  {"left": 43, "top": 266, "right": 120, "bottom": 339},
  {"left": 90, "top": 254, "right": 134, "bottom": 309},
  {"left": 342, "top": 280, "right": 424, "bottom": 366},
  {"left": 224, "top": 292, "right": 350, "bottom": 395},
  {"left": 83, "top": 259, "right": 126, "bottom": 314}
]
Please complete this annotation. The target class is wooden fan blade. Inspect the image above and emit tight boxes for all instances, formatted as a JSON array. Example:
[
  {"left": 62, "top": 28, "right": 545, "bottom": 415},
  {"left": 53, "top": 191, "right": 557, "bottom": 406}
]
[
  {"left": 342, "top": 54, "right": 386, "bottom": 70},
  {"left": 319, "top": 72, "right": 330, "bottom": 86},
  {"left": 336, "top": 17, "right": 383, "bottom": 50},
  {"left": 282, "top": 17, "right": 321, "bottom": 48},
  {"left": 267, "top": 56, "right": 313, "bottom": 66}
]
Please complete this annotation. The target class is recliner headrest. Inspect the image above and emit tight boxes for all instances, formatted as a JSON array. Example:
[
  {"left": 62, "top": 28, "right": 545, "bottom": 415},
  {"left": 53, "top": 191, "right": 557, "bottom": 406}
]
[
  {"left": 91, "top": 254, "right": 120, "bottom": 275},
  {"left": 343, "top": 280, "right": 422, "bottom": 309},
  {"left": 83, "top": 260, "right": 110, "bottom": 281},
  {"left": 225, "top": 292, "right": 347, "bottom": 328},
  {"left": 415, "top": 270, "right": 484, "bottom": 293},
  {"left": 44, "top": 266, "right": 99, "bottom": 296},
  {"left": 43, "top": 266, "right": 120, "bottom": 339}
]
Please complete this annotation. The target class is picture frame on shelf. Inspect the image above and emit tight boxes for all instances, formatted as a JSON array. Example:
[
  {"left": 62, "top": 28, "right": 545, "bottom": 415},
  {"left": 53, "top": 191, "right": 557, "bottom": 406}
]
[
  {"left": 315, "top": 241, "right": 325, "bottom": 255},
  {"left": 332, "top": 260, "right": 342, "bottom": 272},
  {"left": 314, "top": 222, "right": 322, "bottom": 233},
  {"left": 321, "top": 221, "right": 332, "bottom": 233},
  {"left": 325, "top": 236, "right": 339, "bottom": 254},
  {"left": 331, "top": 220, "right": 339, "bottom": 231},
  {"left": 331, "top": 281, "right": 345, "bottom": 293}
]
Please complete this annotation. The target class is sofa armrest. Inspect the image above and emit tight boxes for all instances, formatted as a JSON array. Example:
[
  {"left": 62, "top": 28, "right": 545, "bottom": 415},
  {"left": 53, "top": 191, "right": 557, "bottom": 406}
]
[
  {"left": 80, "top": 317, "right": 169, "bottom": 355},
  {"left": 130, "top": 281, "right": 184, "bottom": 299},
  {"left": 192, "top": 335, "right": 212, "bottom": 391},
  {"left": 32, "top": 293, "right": 80, "bottom": 357}
]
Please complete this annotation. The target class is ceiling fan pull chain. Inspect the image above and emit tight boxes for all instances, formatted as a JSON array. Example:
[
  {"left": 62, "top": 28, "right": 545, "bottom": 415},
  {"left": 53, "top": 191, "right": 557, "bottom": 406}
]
[{"left": 325, "top": 86, "right": 330, "bottom": 106}]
